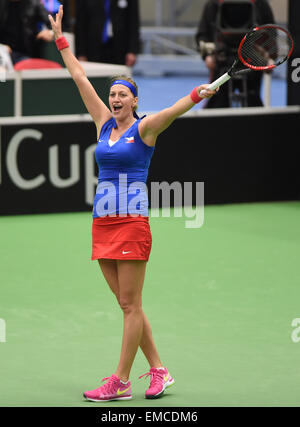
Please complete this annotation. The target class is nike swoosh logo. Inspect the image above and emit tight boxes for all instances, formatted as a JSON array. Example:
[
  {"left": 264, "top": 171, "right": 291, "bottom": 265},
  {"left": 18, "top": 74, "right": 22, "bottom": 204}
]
[
  {"left": 117, "top": 386, "right": 131, "bottom": 396},
  {"left": 164, "top": 374, "right": 169, "bottom": 382},
  {"left": 122, "top": 251, "right": 131, "bottom": 254}
]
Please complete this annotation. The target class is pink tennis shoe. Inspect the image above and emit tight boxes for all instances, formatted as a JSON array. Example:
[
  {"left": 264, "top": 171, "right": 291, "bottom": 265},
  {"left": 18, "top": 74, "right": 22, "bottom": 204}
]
[
  {"left": 139, "top": 367, "right": 175, "bottom": 399},
  {"left": 83, "top": 374, "right": 132, "bottom": 402}
]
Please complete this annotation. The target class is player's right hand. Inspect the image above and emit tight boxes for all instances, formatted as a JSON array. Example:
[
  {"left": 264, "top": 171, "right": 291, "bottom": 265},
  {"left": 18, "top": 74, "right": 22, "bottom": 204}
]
[
  {"left": 198, "top": 84, "right": 218, "bottom": 98},
  {"left": 48, "top": 4, "right": 63, "bottom": 40}
]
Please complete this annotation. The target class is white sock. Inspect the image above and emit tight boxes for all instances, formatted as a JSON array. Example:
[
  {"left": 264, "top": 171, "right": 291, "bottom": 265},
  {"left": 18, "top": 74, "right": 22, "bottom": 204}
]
[{"left": 120, "top": 380, "right": 129, "bottom": 385}]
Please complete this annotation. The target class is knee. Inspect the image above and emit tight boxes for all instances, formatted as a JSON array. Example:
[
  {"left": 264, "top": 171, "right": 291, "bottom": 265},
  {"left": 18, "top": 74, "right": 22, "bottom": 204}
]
[{"left": 119, "top": 295, "right": 142, "bottom": 314}]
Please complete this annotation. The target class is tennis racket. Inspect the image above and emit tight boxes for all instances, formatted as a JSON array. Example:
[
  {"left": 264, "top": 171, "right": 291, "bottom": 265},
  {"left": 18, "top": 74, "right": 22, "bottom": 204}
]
[{"left": 200, "top": 24, "right": 294, "bottom": 96}]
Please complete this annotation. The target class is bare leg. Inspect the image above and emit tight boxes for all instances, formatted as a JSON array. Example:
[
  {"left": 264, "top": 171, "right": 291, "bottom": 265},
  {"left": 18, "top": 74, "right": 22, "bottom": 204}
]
[
  {"left": 139, "top": 313, "right": 162, "bottom": 369},
  {"left": 114, "top": 260, "right": 145, "bottom": 381},
  {"left": 98, "top": 259, "right": 162, "bottom": 378}
]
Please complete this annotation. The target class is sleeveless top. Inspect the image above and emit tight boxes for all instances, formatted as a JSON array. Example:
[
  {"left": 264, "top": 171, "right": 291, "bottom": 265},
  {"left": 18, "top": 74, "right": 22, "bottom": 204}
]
[{"left": 93, "top": 118, "right": 155, "bottom": 218}]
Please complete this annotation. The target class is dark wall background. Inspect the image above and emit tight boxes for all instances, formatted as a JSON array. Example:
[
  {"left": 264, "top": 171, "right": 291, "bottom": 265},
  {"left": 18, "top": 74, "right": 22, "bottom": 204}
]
[{"left": 148, "top": 112, "right": 300, "bottom": 205}]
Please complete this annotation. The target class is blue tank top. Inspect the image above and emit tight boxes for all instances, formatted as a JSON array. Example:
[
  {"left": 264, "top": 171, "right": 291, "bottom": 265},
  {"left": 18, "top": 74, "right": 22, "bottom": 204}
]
[{"left": 93, "top": 118, "right": 155, "bottom": 217}]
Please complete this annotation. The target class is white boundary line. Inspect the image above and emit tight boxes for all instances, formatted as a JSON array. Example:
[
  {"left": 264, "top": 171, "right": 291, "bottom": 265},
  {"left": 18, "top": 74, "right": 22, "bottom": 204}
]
[
  {"left": 182, "top": 105, "right": 300, "bottom": 117},
  {"left": 0, "top": 114, "right": 92, "bottom": 125},
  {"left": 0, "top": 106, "right": 299, "bottom": 126},
  {"left": 5, "top": 63, "right": 130, "bottom": 81}
]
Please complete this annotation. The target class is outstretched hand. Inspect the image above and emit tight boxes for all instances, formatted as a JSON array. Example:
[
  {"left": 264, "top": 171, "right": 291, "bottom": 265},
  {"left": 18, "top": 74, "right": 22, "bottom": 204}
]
[
  {"left": 198, "top": 84, "right": 218, "bottom": 98},
  {"left": 48, "top": 4, "right": 63, "bottom": 40}
]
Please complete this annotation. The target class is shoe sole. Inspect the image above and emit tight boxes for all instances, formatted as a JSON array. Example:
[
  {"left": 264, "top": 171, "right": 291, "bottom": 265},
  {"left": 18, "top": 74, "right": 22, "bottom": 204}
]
[
  {"left": 145, "top": 378, "right": 175, "bottom": 399},
  {"left": 83, "top": 393, "right": 132, "bottom": 402}
]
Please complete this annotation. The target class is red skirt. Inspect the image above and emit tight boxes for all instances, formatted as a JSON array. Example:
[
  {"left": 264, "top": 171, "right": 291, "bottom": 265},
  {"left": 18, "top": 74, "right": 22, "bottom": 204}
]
[{"left": 92, "top": 215, "right": 152, "bottom": 261}]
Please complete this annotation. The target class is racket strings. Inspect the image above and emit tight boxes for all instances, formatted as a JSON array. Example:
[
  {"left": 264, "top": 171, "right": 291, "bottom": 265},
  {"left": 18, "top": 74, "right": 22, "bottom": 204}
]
[{"left": 240, "top": 26, "right": 293, "bottom": 68}]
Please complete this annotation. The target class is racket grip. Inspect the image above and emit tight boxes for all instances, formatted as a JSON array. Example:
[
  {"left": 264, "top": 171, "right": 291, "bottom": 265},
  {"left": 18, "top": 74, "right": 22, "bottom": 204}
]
[{"left": 199, "top": 72, "right": 231, "bottom": 96}]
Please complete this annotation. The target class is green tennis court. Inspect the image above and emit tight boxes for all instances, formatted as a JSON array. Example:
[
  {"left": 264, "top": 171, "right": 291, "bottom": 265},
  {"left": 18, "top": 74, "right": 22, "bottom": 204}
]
[{"left": 1, "top": 201, "right": 300, "bottom": 407}]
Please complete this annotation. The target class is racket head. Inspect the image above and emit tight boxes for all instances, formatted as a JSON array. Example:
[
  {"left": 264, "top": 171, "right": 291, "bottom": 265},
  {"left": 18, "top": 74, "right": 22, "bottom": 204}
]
[{"left": 238, "top": 24, "right": 294, "bottom": 71}]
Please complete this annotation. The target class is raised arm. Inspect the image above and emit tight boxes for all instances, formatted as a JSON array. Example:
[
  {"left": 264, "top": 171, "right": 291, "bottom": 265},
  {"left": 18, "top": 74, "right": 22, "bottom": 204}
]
[
  {"left": 138, "top": 86, "right": 216, "bottom": 147},
  {"left": 48, "top": 6, "right": 112, "bottom": 137}
]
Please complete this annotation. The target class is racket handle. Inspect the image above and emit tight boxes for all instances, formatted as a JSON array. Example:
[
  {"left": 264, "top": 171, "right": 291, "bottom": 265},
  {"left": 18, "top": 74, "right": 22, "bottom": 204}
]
[{"left": 199, "top": 72, "right": 231, "bottom": 96}]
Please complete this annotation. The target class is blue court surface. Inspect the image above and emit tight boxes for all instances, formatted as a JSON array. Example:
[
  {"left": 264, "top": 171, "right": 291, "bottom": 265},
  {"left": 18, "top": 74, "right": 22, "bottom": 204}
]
[{"left": 133, "top": 75, "right": 286, "bottom": 112}]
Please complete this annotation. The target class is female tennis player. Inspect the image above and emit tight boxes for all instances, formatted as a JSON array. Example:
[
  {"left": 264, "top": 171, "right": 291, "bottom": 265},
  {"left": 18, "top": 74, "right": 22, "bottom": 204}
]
[{"left": 49, "top": 6, "right": 216, "bottom": 402}]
